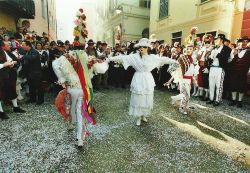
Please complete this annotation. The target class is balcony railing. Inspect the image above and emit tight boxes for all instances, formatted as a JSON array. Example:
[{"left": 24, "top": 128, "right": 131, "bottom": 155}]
[{"left": 0, "top": 0, "right": 35, "bottom": 19}]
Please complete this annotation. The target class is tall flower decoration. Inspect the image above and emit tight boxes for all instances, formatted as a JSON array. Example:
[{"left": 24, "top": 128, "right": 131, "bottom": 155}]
[{"left": 73, "top": 8, "right": 88, "bottom": 46}]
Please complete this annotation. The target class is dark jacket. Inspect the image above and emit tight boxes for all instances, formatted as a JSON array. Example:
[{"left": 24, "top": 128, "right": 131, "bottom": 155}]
[
  {"left": 0, "top": 49, "right": 9, "bottom": 80},
  {"left": 23, "top": 48, "right": 42, "bottom": 79},
  {"left": 217, "top": 45, "right": 231, "bottom": 69}
]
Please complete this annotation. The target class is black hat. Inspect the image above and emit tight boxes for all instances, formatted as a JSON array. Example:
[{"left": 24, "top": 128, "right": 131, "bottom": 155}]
[
  {"left": 115, "top": 43, "right": 121, "bottom": 47},
  {"left": 65, "top": 40, "right": 70, "bottom": 45},
  {"left": 42, "top": 32, "right": 47, "bottom": 36},
  {"left": 214, "top": 34, "right": 226, "bottom": 41},
  {"left": 224, "top": 38, "right": 230, "bottom": 43},
  {"left": 87, "top": 39, "right": 95, "bottom": 44},
  {"left": 155, "top": 40, "right": 161, "bottom": 44},
  {"left": 237, "top": 36, "right": 250, "bottom": 43},
  {"left": 102, "top": 42, "right": 107, "bottom": 46},
  {"left": 57, "top": 40, "right": 64, "bottom": 47}
]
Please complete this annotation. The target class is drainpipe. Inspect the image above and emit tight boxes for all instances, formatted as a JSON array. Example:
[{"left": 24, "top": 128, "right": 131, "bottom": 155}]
[{"left": 46, "top": 0, "right": 50, "bottom": 41}]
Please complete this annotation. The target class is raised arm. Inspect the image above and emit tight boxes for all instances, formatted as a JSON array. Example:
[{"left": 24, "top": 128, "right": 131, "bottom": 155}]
[
  {"left": 155, "top": 55, "right": 178, "bottom": 67},
  {"left": 52, "top": 57, "right": 67, "bottom": 85},
  {"left": 108, "top": 54, "right": 134, "bottom": 70}
]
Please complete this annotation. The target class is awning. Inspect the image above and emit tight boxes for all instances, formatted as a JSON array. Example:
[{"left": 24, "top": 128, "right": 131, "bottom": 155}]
[{"left": 0, "top": 0, "right": 35, "bottom": 19}]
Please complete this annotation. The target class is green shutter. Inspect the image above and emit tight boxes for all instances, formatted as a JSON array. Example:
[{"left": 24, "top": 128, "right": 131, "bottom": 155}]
[{"left": 159, "top": 0, "right": 168, "bottom": 19}]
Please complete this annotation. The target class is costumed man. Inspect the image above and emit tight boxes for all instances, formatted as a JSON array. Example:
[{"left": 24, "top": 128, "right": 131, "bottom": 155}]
[
  {"left": 196, "top": 34, "right": 214, "bottom": 100},
  {"left": 206, "top": 34, "right": 231, "bottom": 106},
  {"left": 174, "top": 44, "right": 196, "bottom": 115},
  {"left": 228, "top": 36, "right": 250, "bottom": 107},
  {"left": 108, "top": 38, "right": 177, "bottom": 126},
  {"left": 53, "top": 50, "right": 96, "bottom": 147},
  {"left": 185, "top": 27, "right": 198, "bottom": 46},
  {"left": 191, "top": 45, "right": 200, "bottom": 97},
  {"left": 0, "top": 40, "right": 26, "bottom": 120},
  {"left": 199, "top": 35, "right": 214, "bottom": 101}
]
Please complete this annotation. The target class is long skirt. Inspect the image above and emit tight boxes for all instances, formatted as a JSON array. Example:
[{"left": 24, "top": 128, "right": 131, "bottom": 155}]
[{"left": 129, "top": 92, "right": 153, "bottom": 117}]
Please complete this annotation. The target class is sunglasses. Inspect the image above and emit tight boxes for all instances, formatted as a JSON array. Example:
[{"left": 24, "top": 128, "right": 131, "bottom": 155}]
[{"left": 139, "top": 46, "right": 148, "bottom": 49}]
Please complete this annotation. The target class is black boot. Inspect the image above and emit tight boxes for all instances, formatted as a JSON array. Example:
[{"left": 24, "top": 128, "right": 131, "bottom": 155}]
[
  {"left": 213, "top": 101, "right": 220, "bottom": 106},
  {"left": 206, "top": 100, "right": 213, "bottom": 104},
  {"left": 0, "top": 112, "right": 9, "bottom": 119},
  {"left": 13, "top": 107, "right": 26, "bottom": 113},
  {"left": 202, "top": 97, "right": 209, "bottom": 101},
  {"left": 237, "top": 101, "right": 243, "bottom": 108},
  {"left": 229, "top": 100, "right": 237, "bottom": 106}
]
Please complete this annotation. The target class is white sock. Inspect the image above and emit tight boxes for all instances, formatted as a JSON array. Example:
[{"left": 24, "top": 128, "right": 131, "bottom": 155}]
[
  {"left": 232, "top": 92, "right": 237, "bottom": 101},
  {"left": 205, "top": 89, "right": 209, "bottom": 98},
  {"left": 238, "top": 93, "right": 244, "bottom": 101},
  {"left": 26, "top": 86, "right": 29, "bottom": 93},
  {"left": 0, "top": 101, "right": 3, "bottom": 112},
  {"left": 199, "top": 88, "right": 203, "bottom": 96},
  {"left": 11, "top": 98, "right": 18, "bottom": 107}
]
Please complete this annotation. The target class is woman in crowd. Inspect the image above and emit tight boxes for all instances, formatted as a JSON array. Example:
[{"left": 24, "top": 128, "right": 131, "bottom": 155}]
[{"left": 109, "top": 38, "right": 177, "bottom": 126}]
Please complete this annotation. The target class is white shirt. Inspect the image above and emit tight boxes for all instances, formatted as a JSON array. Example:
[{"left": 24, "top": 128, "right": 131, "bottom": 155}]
[
  {"left": 211, "top": 45, "right": 223, "bottom": 66},
  {"left": 0, "top": 51, "right": 13, "bottom": 69},
  {"left": 110, "top": 53, "right": 176, "bottom": 94},
  {"left": 238, "top": 49, "right": 247, "bottom": 58},
  {"left": 228, "top": 49, "right": 247, "bottom": 62}
]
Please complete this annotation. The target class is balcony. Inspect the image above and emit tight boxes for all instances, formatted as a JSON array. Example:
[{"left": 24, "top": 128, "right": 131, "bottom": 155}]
[{"left": 0, "top": 0, "right": 35, "bottom": 19}]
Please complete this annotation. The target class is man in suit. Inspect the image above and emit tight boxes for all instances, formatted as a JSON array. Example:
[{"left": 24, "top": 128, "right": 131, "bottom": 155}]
[
  {"left": 22, "top": 40, "right": 44, "bottom": 105},
  {"left": 207, "top": 34, "right": 232, "bottom": 106},
  {"left": 0, "top": 40, "right": 26, "bottom": 120}
]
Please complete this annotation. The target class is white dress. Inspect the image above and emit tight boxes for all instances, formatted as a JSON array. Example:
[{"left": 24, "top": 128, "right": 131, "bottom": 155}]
[{"left": 110, "top": 53, "right": 176, "bottom": 117}]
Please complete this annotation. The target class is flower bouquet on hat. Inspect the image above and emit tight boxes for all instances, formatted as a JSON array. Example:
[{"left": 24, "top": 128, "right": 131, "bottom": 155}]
[{"left": 73, "top": 8, "right": 88, "bottom": 46}]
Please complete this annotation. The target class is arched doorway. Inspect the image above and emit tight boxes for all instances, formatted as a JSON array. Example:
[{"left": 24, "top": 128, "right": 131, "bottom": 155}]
[{"left": 142, "top": 28, "right": 149, "bottom": 38}]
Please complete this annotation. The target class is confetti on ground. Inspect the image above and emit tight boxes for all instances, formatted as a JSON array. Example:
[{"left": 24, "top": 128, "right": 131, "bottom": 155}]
[{"left": 0, "top": 88, "right": 250, "bottom": 172}]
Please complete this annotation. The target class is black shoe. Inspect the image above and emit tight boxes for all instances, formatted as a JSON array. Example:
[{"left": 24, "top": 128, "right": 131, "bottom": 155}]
[
  {"left": 229, "top": 100, "right": 237, "bottom": 106},
  {"left": 0, "top": 112, "right": 9, "bottom": 120},
  {"left": 26, "top": 100, "right": 35, "bottom": 104},
  {"left": 202, "top": 97, "right": 209, "bottom": 101},
  {"left": 206, "top": 100, "right": 213, "bottom": 104},
  {"left": 13, "top": 107, "right": 26, "bottom": 113},
  {"left": 213, "top": 101, "right": 220, "bottom": 106},
  {"left": 36, "top": 101, "right": 44, "bottom": 105},
  {"left": 237, "top": 101, "right": 243, "bottom": 108}
]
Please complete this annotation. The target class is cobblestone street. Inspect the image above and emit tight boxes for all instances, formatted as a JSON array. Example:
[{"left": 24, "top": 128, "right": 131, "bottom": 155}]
[{"left": 0, "top": 89, "right": 250, "bottom": 172}]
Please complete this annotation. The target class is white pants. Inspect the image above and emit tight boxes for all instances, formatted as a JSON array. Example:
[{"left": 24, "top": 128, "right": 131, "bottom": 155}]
[
  {"left": 67, "top": 88, "right": 86, "bottom": 140},
  {"left": 179, "top": 80, "right": 191, "bottom": 110},
  {"left": 209, "top": 67, "right": 225, "bottom": 102}
]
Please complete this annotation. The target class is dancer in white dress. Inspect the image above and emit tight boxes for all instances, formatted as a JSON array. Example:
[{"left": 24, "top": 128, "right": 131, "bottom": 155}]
[{"left": 109, "top": 38, "right": 177, "bottom": 126}]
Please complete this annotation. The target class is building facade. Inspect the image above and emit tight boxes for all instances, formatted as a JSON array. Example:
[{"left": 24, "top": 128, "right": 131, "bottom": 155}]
[
  {"left": 98, "top": 0, "right": 151, "bottom": 46},
  {"left": 241, "top": 0, "right": 250, "bottom": 37},
  {"left": 0, "top": 0, "right": 57, "bottom": 41},
  {"left": 150, "top": 0, "right": 246, "bottom": 45},
  {"left": 0, "top": 0, "right": 35, "bottom": 32},
  {"left": 19, "top": 0, "right": 57, "bottom": 41}
]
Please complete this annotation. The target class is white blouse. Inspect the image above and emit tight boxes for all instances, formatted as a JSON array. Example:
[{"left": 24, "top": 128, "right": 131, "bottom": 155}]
[{"left": 109, "top": 53, "right": 176, "bottom": 94}]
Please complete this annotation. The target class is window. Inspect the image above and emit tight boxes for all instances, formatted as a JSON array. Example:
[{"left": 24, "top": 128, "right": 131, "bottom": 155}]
[
  {"left": 196, "top": 31, "right": 216, "bottom": 40},
  {"left": 41, "top": 0, "right": 46, "bottom": 19},
  {"left": 159, "top": 0, "right": 169, "bottom": 20},
  {"left": 201, "top": 0, "right": 209, "bottom": 3},
  {"left": 172, "top": 31, "right": 182, "bottom": 45},
  {"left": 139, "top": 0, "right": 151, "bottom": 8},
  {"left": 109, "top": 0, "right": 117, "bottom": 11},
  {"left": 246, "top": 0, "right": 250, "bottom": 10}
]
